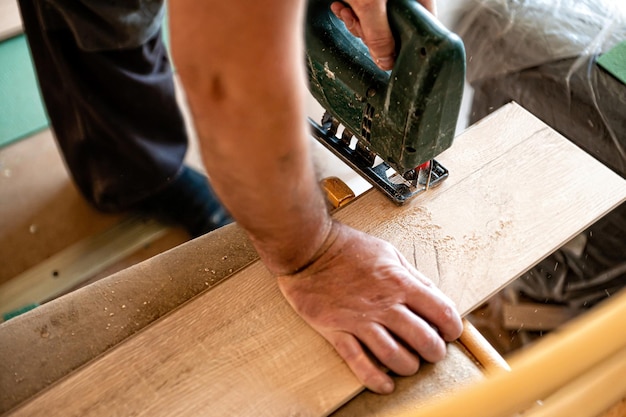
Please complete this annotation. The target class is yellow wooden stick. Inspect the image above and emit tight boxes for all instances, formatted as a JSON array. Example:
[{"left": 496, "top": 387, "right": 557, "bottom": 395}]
[
  {"left": 458, "top": 318, "right": 510, "bottom": 374},
  {"left": 397, "top": 289, "right": 626, "bottom": 417}
]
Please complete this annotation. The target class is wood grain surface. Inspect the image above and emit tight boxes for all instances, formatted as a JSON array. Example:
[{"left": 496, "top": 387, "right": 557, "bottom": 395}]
[{"left": 6, "top": 103, "right": 626, "bottom": 417}]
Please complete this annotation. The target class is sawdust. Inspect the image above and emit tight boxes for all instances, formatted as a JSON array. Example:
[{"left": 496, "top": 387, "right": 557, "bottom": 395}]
[
  {"left": 460, "top": 219, "right": 513, "bottom": 261},
  {"left": 323, "top": 62, "right": 336, "bottom": 80},
  {"left": 39, "top": 325, "right": 49, "bottom": 339},
  {"left": 373, "top": 204, "right": 514, "bottom": 286}
]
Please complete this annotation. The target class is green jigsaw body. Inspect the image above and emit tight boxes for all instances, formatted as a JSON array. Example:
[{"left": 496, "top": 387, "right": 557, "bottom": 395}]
[{"left": 306, "top": 0, "right": 466, "bottom": 203}]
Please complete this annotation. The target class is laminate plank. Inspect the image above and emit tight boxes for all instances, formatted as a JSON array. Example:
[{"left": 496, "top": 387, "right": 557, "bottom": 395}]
[{"left": 6, "top": 103, "right": 626, "bottom": 417}]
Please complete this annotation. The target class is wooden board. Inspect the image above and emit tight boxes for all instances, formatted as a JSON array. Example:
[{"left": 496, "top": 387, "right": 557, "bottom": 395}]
[
  {"left": 0, "top": 130, "right": 124, "bottom": 285},
  {"left": 0, "top": 223, "right": 258, "bottom": 414},
  {"left": 0, "top": 215, "right": 170, "bottom": 320},
  {"left": 6, "top": 103, "right": 626, "bottom": 417}
]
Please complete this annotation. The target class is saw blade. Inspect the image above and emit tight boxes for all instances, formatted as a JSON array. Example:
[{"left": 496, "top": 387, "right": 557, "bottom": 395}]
[{"left": 309, "top": 114, "right": 448, "bottom": 205}]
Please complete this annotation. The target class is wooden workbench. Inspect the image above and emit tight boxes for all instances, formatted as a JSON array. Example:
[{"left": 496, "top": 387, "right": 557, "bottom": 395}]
[{"left": 1, "top": 103, "right": 625, "bottom": 416}]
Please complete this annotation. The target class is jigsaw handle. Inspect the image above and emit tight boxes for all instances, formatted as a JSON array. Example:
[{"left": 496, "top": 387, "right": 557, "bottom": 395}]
[
  {"left": 306, "top": 0, "right": 389, "bottom": 100},
  {"left": 307, "top": 0, "right": 441, "bottom": 92},
  {"left": 306, "top": 0, "right": 465, "bottom": 174}
]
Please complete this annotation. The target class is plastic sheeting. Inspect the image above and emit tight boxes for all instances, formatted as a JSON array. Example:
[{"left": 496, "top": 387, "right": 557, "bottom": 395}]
[
  {"left": 455, "top": 0, "right": 626, "bottom": 308},
  {"left": 457, "top": 0, "right": 626, "bottom": 83},
  {"left": 456, "top": 0, "right": 626, "bottom": 177}
]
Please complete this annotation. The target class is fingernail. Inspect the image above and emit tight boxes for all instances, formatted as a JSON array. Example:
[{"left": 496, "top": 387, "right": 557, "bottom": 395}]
[
  {"left": 380, "top": 381, "right": 394, "bottom": 394},
  {"left": 343, "top": 15, "right": 355, "bottom": 29},
  {"left": 376, "top": 56, "right": 394, "bottom": 70}
]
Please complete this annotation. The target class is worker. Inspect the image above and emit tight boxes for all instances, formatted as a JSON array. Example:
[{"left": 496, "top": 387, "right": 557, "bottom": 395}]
[
  {"left": 17, "top": 0, "right": 462, "bottom": 395},
  {"left": 17, "top": 0, "right": 232, "bottom": 238}
]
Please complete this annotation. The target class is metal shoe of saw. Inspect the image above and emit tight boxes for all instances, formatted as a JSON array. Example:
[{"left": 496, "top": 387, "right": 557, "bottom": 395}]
[{"left": 306, "top": 0, "right": 466, "bottom": 205}]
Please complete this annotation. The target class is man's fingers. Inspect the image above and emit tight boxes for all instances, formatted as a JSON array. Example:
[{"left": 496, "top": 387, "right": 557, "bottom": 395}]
[
  {"left": 327, "top": 331, "right": 395, "bottom": 394},
  {"left": 350, "top": 0, "right": 395, "bottom": 69},
  {"left": 398, "top": 253, "right": 436, "bottom": 287},
  {"left": 418, "top": 0, "right": 437, "bottom": 15},
  {"left": 403, "top": 281, "right": 463, "bottom": 342},
  {"left": 384, "top": 305, "right": 448, "bottom": 363},
  {"left": 330, "top": 0, "right": 438, "bottom": 70},
  {"left": 331, "top": 0, "right": 395, "bottom": 70},
  {"left": 331, "top": 3, "right": 363, "bottom": 38},
  {"left": 356, "top": 323, "right": 420, "bottom": 376},
  {"left": 397, "top": 252, "right": 463, "bottom": 342}
]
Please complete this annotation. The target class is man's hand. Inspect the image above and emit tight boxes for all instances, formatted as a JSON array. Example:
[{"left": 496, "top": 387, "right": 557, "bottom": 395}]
[
  {"left": 171, "top": 0, "right": 456, "bottom": 395},
  {"left": 277, "top": 221, "right": 463, "bottom": 394},
  {"left": 330, "top": 0, "right": 436, "bottom": 70}
]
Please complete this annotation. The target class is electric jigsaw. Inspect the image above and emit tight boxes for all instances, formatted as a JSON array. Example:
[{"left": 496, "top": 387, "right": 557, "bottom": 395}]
[{"left": 306, "top": 0, "right": 466, "bottom": 204}]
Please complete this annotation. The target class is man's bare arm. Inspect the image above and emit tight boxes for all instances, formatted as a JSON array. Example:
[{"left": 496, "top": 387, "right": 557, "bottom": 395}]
[
  {"left": 170, "top": 1, "right": 331, "bottom": 275},
  {"left": 169, "top": 0, "right": 461, "bottom": 394}
]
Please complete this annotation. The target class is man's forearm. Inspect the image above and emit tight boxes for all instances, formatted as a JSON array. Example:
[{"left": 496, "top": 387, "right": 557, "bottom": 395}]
[
  {"left": 169, "top": 0, "right": 332, "bottom": 274},
  {"left": 169, "top": 0, "right": 464, "bottom": 395}
]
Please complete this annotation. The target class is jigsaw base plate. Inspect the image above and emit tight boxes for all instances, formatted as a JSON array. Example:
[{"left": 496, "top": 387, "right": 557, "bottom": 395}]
[{"left": 309, "top": 117, "right": 448, "bottom": 205}]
